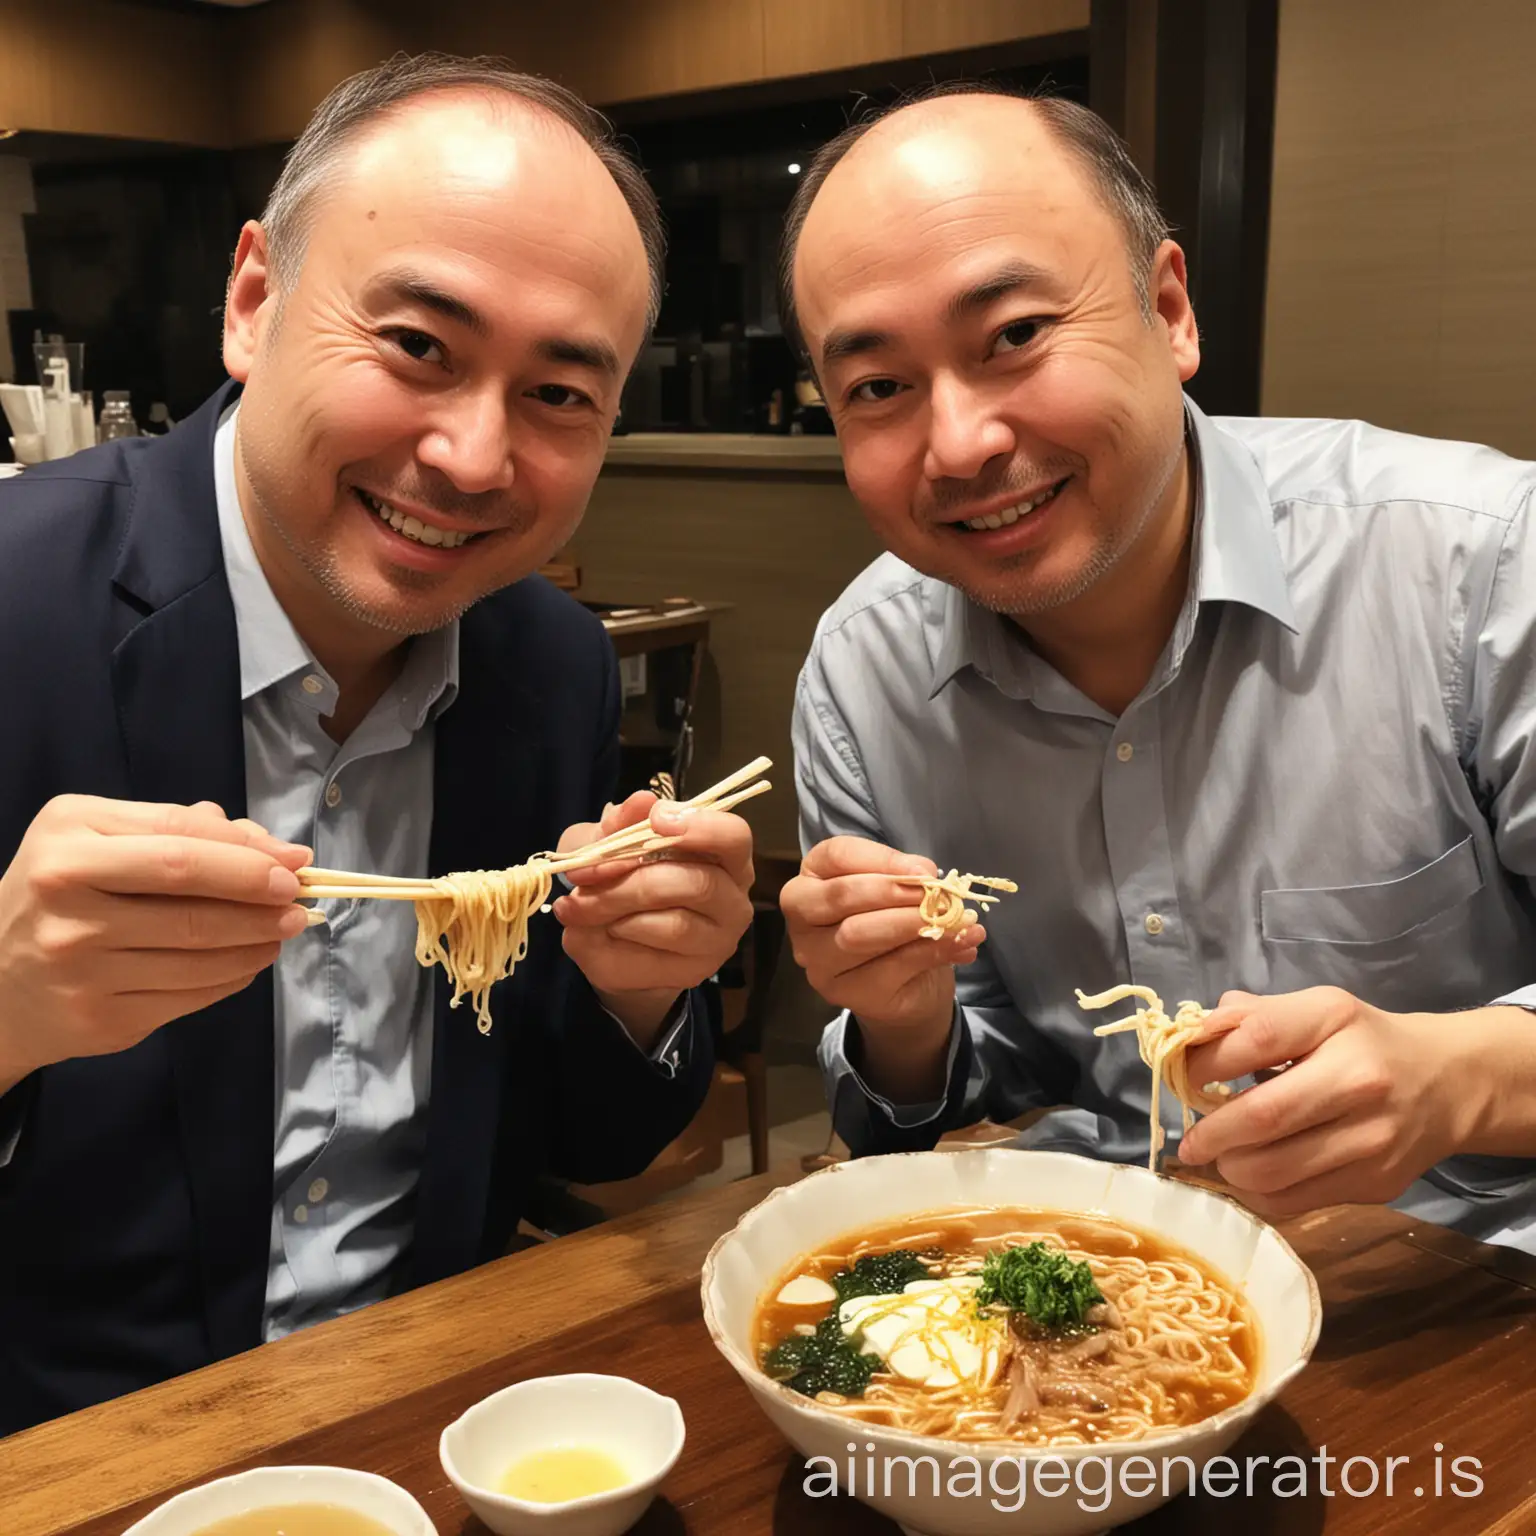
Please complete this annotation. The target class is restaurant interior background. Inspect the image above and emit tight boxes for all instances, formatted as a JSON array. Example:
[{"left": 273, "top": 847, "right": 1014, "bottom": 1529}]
[{"left": 2, "top": 0, "right": 1532, "bottom": 1217}]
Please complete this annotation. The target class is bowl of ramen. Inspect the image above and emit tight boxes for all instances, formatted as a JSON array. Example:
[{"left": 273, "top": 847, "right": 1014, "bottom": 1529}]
[
  {"left": 118, "top": 1465, "right": 436, "bottom": 1536},
  {"left": 702, "top": 1149, "right": 1320, "bottom": 1536}
]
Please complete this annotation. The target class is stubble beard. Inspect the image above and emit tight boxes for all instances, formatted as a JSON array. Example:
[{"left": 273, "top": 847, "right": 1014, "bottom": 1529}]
[{"left": 955, "top": 449, "right": 1182, "bottom": 619}]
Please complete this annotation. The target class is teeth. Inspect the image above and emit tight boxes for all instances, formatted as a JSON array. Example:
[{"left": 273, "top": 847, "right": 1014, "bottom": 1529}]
[
  {"left": 960, "top": 480, "right": 1064, "bottom": 531},
  {"left": 361, "top": 489, "right": 474, "bottom": 549}
]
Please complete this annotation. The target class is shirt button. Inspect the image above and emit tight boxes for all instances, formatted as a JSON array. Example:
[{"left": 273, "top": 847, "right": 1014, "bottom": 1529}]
[
  {"left": 1145, "top": 913, "right": 1165, "bottom": 936},
  {"left": 1116, "top": 742, "right": 1134, "bottom": 762},
  {"left": 308, "top": 1178, "right": 329, "bottom": 1203},
  {"left": 301, "top": 674, "right": 324, "bottom": 695},
  {"left": 324, "top": 782, "right": 342, "bottom": 809},
  {"left": 293, "top": 1204, "right": 309, "bottom": 1224}
]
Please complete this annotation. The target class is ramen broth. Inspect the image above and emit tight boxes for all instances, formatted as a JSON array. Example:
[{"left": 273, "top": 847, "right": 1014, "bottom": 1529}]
[
  {"left": 754, "top": 1206, "right": 1258, "bottom": 1447},
  {"left": 190, "top": 1507, "right": 397, "bottom": 1536}
]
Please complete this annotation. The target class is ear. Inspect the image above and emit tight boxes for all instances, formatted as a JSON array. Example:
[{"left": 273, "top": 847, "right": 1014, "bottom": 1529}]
[
  {"left": 223, "top": 221, "right": 280, "bottom": 382},
  {"left": 1149, "top": 239, "right": 1200, "bottom": 383}
]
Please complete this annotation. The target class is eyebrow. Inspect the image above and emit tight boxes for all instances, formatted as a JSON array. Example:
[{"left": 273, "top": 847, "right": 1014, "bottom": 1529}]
[
  {"left": 368, "top": 268, "right": 622, "bottom": 379},
  {"left": 537, "top": 336, "right": 622, "bottom": 379},
  {"left": 819, "top": 261, "right": 1054, "bottom": 369},
  {"left": 945, "top": 260, "right": 1054, "bottom": 322},
  {"left": 372, "top": 270, "right": 491, "bottom": 338},
  {"left": 821, "top": 327, "right": 893, "bottom": 366}
]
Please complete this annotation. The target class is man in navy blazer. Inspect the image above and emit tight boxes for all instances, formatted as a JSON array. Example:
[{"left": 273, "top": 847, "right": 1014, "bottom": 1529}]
[{"left": 0, "top": 57, "right": 753, "bottom": 1435}]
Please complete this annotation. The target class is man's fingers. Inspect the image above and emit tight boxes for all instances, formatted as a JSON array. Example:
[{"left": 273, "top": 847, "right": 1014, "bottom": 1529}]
[
  {"left": 104, "top": 940, "right": 284, "bottom": 992},
  {"left": 1184, "top": 990, "right": 1346, "bottom": 1087},
  {"left": 67, "top": 797, "right": 308, "bottom": 860},
  {"left": 1178, "top": 1057, "right": 1340, "bottom": 1164},
  {"left": 801, "top": 836, "right": 938, "bottom": 882},
  {"left": 554, "top": 860, "right": 733, "bottom": 924},
  {"left": 602, "top": 791, "right": 656, "bottom": 837},
  {"left": 601, "top": 908, "right": 722, "bottom": 956},
  {"left": 1211, "top": 1113, "right": 1394, "bottom": 1198},
  {"left": 646, "top": 807, "right": 755, "bottom": 886},
  {"left": 815, "top": 934, "right": 971, "bottom": 1003},
  {"left": 828, "top": 908, "right": 983, "bottom": 967},
  {"left": 54, "top": 835, "right": 301, "bottom": 904},
  {"left": 68, "top": 892, "right": 312, "bottom": 951},
  {"left": 784, "top": 872, "right": 927, "bottom": 927},
  {"left": 562, "top": 928, "right": 701, "bottom": 995}
]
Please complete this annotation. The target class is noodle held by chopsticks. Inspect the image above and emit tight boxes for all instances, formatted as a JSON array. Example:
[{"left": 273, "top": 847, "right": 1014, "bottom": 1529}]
[
  {"left": 1076, "top": 984, "right": 1238, "bottom": 1172},
  {"left": 298, "top": 757, "right": 772, "bottom": 1035},
  {"left": 893, "top": 869, "right": 1018, "bottom": 939}
]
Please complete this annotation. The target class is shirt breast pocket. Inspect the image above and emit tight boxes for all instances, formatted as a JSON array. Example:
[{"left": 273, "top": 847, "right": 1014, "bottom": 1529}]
[{"left": 1260, "top": 834, "right": 1485, "bottom": 947}]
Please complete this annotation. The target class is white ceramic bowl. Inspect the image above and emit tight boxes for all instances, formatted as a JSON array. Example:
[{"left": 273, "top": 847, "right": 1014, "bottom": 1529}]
[
  {"left": 702, "top": 1149, "right": 1321, "bottom": 1536},
  {"left": 119, "top": 1465, "right": 436, "bottom": 1535},
  {"left": 439, "top": 1373, "right": 685, "bottom": 1536}
]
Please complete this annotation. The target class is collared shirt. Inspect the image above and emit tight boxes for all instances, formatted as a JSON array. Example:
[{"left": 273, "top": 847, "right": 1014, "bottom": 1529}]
[
  {"left": 214, "top": 407, "right": 690, "bottom": 1338},
  {"left": 799, "top": 398, "right": 1536, "bottom": 1253},
  {"left": 214, "top": 404, "right": 459, "bottom": 1338}
]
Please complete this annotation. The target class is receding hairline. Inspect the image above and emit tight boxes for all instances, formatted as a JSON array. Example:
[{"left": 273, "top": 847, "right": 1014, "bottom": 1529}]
[
  {"left": 313, "top": 84, "right": 625, "bottom": 213},
  {"left": 780, "top": 86, "right": 1169, "bottom": 361},
  {"left": 255, "top": 55, "right": 666, "bottom": 334},
  {"left": 798, "top": 95, "right": 1114, "bottom": 272}
]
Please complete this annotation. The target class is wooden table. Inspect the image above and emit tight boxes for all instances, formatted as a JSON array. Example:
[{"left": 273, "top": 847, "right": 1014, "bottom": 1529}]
[
  {"left": 6, "top": 1168, "right": 1536, "bottom": 1536},
  {"left": 592, "top": 600, "right": 732, "bottom": 662}
]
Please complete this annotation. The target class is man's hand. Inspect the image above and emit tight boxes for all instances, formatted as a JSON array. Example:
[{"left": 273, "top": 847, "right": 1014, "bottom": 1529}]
[
  {"left": 553, "top": 791, "right": 755, "bottom": 1048},
  {"left": 1176, "top": 986, "right": 1536, "bottom": 1216},
  {"left": 0, "top": 796, "right": 313, "bottom": 1091},
  {"left": 780, "top": 836, "right": 984, "bottom": 1103}
]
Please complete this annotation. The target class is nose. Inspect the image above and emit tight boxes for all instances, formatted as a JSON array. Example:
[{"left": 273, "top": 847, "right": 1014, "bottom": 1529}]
[
  {"left": 416, "top": 387, "right": 517, "bottom": 495},
  {"left": 922, "top": 371, "right": 1016, "bottom": 485}
]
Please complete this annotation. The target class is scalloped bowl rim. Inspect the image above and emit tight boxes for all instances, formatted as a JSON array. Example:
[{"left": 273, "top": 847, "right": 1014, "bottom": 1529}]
[
  {"left": 700, "top": 1148, "right": 1322, "bottom": 1465},
  {"left": 438, "top": 1372, "right": 686, "bottom": 1515},
  {"left": 118, "top": 1464, "right": 437, "bottom": 1536}
]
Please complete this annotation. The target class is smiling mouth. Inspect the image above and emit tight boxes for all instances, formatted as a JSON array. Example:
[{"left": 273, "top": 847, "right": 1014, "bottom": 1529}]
[
  {"left": 354, "top": 487, "right": 486, "bottom": 550},
  {"left": 948, "top": 477, "right": 1071, "bottom": 532}
]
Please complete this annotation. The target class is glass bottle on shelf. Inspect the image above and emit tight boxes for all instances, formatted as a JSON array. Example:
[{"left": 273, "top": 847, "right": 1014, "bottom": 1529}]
[{"left": 98, "top": 392, "right": 140, "bottom": 441}]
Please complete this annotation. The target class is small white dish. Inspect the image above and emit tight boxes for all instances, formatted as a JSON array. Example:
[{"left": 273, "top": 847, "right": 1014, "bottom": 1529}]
[
  {"left": 439, "top": 1373, "right": 684, "bottom": 1536},
  {"left": 120, "top": 1464, "right": 436, "bottom": 1534}
]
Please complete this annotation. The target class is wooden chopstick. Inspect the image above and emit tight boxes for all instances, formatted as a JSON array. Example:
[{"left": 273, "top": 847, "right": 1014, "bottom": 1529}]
[{"left": 294, "top": 760, "right": 772, "bottom": 901}]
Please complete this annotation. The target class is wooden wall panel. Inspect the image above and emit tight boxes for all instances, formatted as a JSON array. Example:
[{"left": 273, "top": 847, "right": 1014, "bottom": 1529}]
[
  {"left": 0, "top": 0, "right": 226, "bottom": 145},
  {"left": 568, "top": 468, "right": 886, "bottom": 853},
  {"left": 227, "top": 0, "right": 427, "bottom": 148},
  {"left": 569, "top": 0, "right": 768, "bottom": 105},
  {"left": 900, "top": 0, "right": 1088, "bottom": 57},
  {"left": 226, "top": 0, "right": 1090, "bottom": 145},
  {"left": 1262, "top": 0, "right": 1536, "bottom": 459},
  {"left": 761, "top": 0, "right": 904, "bottom": 81}
]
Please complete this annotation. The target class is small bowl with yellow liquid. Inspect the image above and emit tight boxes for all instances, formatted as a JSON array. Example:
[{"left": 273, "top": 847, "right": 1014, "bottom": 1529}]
[
  {"left": 119, "top": 1465, "right": 436, "bottom": 1536},
  {"left": 438, "top": 1373, "right": 685, "bottom": 1536}
]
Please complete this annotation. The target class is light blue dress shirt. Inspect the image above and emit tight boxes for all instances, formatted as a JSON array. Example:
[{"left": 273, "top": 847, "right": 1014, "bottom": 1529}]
[
  {"left": 213, "top": 406, "right": 688, "bottom": 1338},
  {"left": 213, "top": 406, "right": 457, "bottom": 1339},
  {"left": 798, "top": 398, "right": 1536, "bottom": 1253}
]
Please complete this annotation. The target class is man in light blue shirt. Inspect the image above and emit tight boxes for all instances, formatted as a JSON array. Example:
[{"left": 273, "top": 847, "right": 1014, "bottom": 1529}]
[{"left": 776, "top": 85, "right": 1536, "bottom": 1252}]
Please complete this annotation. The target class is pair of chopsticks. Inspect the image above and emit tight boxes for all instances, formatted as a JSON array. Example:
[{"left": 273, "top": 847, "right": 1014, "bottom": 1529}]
[{"left": 295, "top": 756, "right": 772, "bottom": 902}]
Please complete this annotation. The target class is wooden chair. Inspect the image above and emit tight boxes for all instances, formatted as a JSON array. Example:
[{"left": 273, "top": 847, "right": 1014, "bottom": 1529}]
[{"left": 711, "top": 848, "right": 799, "bottom": 1175}]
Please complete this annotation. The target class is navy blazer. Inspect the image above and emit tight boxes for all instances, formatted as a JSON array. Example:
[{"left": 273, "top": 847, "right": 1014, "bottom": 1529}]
[{"left": 0, "top": 384, "right": 713, "bottom": 1435}]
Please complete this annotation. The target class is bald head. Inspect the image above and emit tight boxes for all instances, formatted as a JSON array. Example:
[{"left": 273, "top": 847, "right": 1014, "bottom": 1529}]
[
  {"left": 261, "top": 52, "right": 665, "bottom": 332},
  {"left": 774, "top": 82, "right": 1198, "bottom": 627},
  {"left": 780, "top": 88, "right": 1166, "bottom": 364}
]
